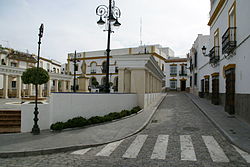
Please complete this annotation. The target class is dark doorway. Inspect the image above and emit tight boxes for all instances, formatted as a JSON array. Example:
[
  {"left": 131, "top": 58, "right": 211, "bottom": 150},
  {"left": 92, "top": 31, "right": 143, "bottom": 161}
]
[
  {"left": 225, "top": 67, "right": 235, "bottom": 115},
  {"left": 199, "top": 79, "right": 205, "bottom": 98},
  {"left": 204, "top": 76, "right": 210, "bottom": 98},
  {"left": 212, "top": 75, "right": 219, "bottom": 105},
  {"left": 180, "top": 80, "right": 186, "bottom": 91}
]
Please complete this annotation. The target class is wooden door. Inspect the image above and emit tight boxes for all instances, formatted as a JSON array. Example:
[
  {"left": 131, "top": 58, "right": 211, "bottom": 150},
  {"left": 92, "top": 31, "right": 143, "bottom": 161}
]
[
  {"left": 180, "top": 80, "right": 186, "bottom": 91},
  {"left": 200, "top": 79, "right": 205, "bottom": 98},
  {"left": 225, "top": 68, "right": 235, "bottom": 114},
  {"left": 212, "top": 76, "right": 219, "bottom": 105}
]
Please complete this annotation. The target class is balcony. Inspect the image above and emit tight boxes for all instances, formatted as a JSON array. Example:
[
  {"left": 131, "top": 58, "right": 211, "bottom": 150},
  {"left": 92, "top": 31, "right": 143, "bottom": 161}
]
[
  {"left": 209, "top": 46, "right": 220, "bottom": 65},
  {"left": 179, "top": 71, "right": 187, "bottom": 76},
  {"left": 222, "top": 27, "right": 237, "bottom": 54},
  {"left": 170, "top": 73, "right": 177, "bottom": 77}
]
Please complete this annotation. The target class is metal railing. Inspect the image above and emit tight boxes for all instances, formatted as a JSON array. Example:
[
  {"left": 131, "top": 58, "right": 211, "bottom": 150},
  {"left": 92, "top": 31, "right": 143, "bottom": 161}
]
[
  {"left": 179, "top": 71, "right": 187, "bottom": 76},
  {"left": 209, "top": 46, "right": 220, "bottom": 64},
  {"left": 222, "top": 27, "right": 237, "bottom": 54}
]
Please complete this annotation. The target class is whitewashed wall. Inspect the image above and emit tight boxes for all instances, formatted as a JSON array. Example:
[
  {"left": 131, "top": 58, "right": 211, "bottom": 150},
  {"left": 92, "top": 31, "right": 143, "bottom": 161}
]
[{"left": 21, "top": 93, "right": 138, "bottom": 132}]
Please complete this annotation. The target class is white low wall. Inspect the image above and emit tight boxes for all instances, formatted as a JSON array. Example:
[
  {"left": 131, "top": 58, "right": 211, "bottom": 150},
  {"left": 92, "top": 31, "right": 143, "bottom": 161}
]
[
  {"left": 144, "top": 93, "right": 163, "bottom": 107},
  {"left": 50, "top": 93, "right": 138, "bottom": 123},
  {"left": 21, "top": 103, "right": 50, "bottom": 133},
  {"left": 21, "top": 93, "right": 138, "bottom": 132}
]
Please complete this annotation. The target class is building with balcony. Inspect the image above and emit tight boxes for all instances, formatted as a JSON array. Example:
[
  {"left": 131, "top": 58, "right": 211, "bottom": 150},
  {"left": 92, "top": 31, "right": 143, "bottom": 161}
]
[
  {"left": 189, "top": 0, "right": 250, "bottom": 124},
  {"left": 0, "top": 45, "right": 72, "bottom": 99},
  {"left": 165, "top": 57, "right": 189, "bottom": 91},
  {"left": 188, "top": 34, "right": 210, "bottom": 97},
  {"left": 66, "top": 45, "right": 174, "bottom": 93}
]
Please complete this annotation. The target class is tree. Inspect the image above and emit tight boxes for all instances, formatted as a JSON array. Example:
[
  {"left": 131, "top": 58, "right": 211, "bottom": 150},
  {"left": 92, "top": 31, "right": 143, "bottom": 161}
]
[{"left": 21, "top": 67, "right": 50, "bottom": 85}]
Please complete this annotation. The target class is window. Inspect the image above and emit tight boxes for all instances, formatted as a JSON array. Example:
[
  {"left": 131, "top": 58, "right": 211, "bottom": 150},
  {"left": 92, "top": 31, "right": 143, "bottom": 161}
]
[
  {"left": 11, "top": 62, "right": 17, "bottom": 67},
  {"left": 12, "top": 81, "right": 16, "bottom": 88},
  {"left": 170, "top": 80, "right": 177, "bottom": 89},
  {"left": 170, "top": 65, "right": 177, "bottom": 75},
  {"left": 162, "top": 64, "right": 164, "bottom": 71},
  {"left": 74, "top": 64, "right": 78, "bottom": 72},
  {"left": 47, "top": 63, "right": 50, "bottom": 71},
  {"left": 194, "top": 73, "right": 197, "bottom": 86},
  {"left": 1, "top": 59, "right": 6, "bottom": 65},
  {"left": 90, "top": 62, "right": 97, "bottom": 74},
  {"left": 102, "top": 61, "right": 107, "bottom": 73},
  {"left": 190, "top": 76, "right": 192, "bottom": 87}
]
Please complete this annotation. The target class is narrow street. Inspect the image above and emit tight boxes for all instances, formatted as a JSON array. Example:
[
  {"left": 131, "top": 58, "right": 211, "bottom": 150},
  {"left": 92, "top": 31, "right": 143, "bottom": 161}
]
[{"left": 0, "top": 93, "right": 249, "bottom": 167}]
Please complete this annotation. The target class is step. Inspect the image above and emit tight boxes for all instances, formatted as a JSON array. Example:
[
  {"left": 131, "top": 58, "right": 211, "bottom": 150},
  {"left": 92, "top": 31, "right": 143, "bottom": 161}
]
[
  {"left": 0, "top": 116, "right": 21, "bottom": 121},
  {"left": 0, "top": 110, "right": 21, "bottom": 115},
  {"left": 0, "top": 127, "right": 20, "bottom": 133},
  {"left": 0, "top": 122, "right": 21, "bottom": 126}
]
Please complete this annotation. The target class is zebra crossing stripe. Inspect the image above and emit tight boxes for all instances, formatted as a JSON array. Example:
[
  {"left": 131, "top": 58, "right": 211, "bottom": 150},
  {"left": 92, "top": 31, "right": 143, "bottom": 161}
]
[
  {"left": 96, "top": 140, "right": 124, "bottom": 157},
  {"left": 122, "top": 135, "right": 148, "bottom": 158},
  {"left": 151, "top": 135, "right": 169, "bottom": 160},
  {"left": 180, "top": 135, "right": 197, "bottom": 161},
  {"left": 233, "top": 145, "right": 250, "bottom": 163},
  {"left": 202, "top": 136, "right": 229, "bottom": 162},
  {"left": 71, "top": 148, "right": 91, "bottom": 155}
]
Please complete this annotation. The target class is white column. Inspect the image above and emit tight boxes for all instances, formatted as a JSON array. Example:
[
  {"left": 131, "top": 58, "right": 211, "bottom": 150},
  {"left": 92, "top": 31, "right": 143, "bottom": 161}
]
[
  {"left": 46, "top": 80, "right": 51, "bottom": 96},
  {"left": 16, "top": 76, "right": 22, "bottom": 98},
  {"left": 118, "top": 69, "right": 125, "bottom": 93},
  {"left": 55, "top": 79, "right": 58, "bottom": 92},
  {"left": 28, "top": 84, "right": 33, "bottom": 96},
  {"left": 38, "top": 85, "right": 43, "bottom": 97},
  {"left": 3, "top": 74, "right": 8, "bottom": 99},
  {"left": 62, "top": 80, "right": 66, "bottom": 92}
]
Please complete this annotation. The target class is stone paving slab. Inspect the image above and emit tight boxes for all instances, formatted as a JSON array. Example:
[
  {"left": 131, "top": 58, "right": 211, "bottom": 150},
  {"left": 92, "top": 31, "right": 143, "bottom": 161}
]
[
  {"left": 186, "top": 93, "right": 250, "bottom": 153},
  {"left": 0, "top": 94, "right": 166, "bottom": 158}
]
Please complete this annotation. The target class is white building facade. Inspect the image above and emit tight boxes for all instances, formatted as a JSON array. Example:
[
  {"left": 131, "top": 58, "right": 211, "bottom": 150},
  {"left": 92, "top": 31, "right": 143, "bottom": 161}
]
[
  {"left": 67, "top": 45, "right": 174, "bottom": 93},
  {"left": 165, "top": 58, "right": 189, "bottom": 91},
  {"left": 189, "top": 0, "right": 250, "bottom": 124},
  {"left": 0, "top": 46, "right": 72, "bottom": 99}
]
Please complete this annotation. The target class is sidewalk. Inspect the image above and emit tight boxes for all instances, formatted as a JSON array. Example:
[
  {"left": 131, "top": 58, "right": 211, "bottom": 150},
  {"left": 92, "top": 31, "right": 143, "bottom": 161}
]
[
  {"left": 186, "top": 93, "right": 250, "bottom": 153},
  {"left": 0, "top": 94, "right": 166, "bottom": 158}
]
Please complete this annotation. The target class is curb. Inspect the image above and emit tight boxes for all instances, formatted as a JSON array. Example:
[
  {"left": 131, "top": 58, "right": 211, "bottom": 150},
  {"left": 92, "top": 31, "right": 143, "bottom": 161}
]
[
  {"left": 0, "top": 94, "right": 166, "bottom": 158},
  {"left": 185, "top": 93, "right": 250, "bottom": 154}
]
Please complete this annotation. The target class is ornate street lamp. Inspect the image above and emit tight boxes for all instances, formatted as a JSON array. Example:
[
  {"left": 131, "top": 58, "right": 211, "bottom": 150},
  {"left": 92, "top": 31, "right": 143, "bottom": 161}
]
[
  {"left": 32, "top": 23, "right": 44, "bottom": 135},
  {"left": 96, "top": 0, "right": 121, "bottom": 93},
  {"left": 201, "top": 46, "right": 209, "bottom": 57}
]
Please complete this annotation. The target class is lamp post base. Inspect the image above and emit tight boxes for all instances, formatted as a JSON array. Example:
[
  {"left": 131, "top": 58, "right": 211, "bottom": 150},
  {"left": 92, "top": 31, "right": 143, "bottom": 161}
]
[{"left": 31, "top": 125, "right": 40, "bottom": 135}]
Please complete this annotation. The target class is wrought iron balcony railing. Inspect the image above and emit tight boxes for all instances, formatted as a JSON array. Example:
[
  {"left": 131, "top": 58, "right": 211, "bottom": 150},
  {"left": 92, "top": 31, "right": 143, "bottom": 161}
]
[
  {"left": 179, "top": 71, "right": 187, "bottom": 76},
  {"left": 209, "top": 46, "right": 220, "bottom": 65},
  {"left": 222, "top": 27, "right": 237, "bottom": 54},
  {"left": 170, "top": 73, "right": 177, "bottom": 76}
]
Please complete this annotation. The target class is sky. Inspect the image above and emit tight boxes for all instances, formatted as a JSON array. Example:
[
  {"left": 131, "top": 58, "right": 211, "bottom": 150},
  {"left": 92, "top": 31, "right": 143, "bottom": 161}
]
[{"left": 0, "top": 0, "right": 210, "bottom": 63}]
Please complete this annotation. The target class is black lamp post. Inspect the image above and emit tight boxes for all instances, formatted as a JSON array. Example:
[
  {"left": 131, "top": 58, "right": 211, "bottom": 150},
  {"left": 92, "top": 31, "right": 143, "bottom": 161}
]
[
  {"left": 32, "top": 23, "right": 44, "bottom": 135},
  {"left": 73, "top": 50, "right": 78, "bottom": 92},
  {"left": 96, "top": 0, "right": 121, "bottom": 93}
]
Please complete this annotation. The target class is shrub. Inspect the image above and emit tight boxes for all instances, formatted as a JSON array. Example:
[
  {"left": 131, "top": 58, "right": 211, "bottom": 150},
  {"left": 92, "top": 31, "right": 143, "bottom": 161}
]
[
  {"left": 64, "top": 117, "right": 88, "bottom": 128},
  {"left": 50, "top": 122, "right": 64, "bottom": 131},
  {"left": 50, "top": 106, "right": 142, "bottom": 131},
  {"left": 88, "top": 116, "right": 105, "bottom": 124},
  {"left": 120, "top": 110, "right": 129, "bottom": 117},
  {"left": 107, "top": 112, "right": 122, "bottom": 120}
]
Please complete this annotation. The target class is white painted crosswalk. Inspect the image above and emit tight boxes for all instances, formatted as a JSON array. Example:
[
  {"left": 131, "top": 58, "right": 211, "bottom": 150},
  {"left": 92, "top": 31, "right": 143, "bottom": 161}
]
[
  {"left": 71, "top": 134, "right": 250, "bottom": 164},
  {"left": 122, "top": 135, "right": 148, "bottom": 158},
  {"left": 202, "top": 136, "right": 229, "bottom": 162},
  {"left": 151, "top": 135, "right": 169, "bottom": 160},
  {"left": 96, "top": 140, "right": 124, "bottom": 157},
  {"left": 180, "top": 135, "right": 197, "bottom": 161}
]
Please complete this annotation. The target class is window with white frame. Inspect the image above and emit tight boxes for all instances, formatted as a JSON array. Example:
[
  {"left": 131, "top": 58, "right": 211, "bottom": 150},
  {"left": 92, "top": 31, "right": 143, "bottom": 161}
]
[
  {"left": 170, "top": 65, "right": 177, "bottom": 75},
  {"left": 90, "top": 62, "right": 97, "bottom": 73},
  {"left": 170, "top": 80, "right": 177, "bottom": 89}
]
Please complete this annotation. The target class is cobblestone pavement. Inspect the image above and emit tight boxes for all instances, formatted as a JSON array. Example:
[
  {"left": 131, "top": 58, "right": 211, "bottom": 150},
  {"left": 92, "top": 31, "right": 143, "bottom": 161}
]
[{"left": 1, "top": 92, "right": 249, "bottom": 167}]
